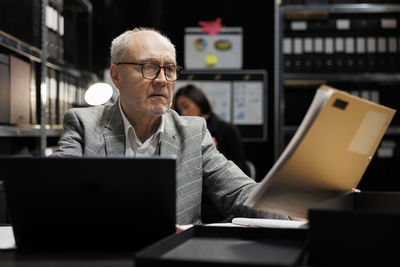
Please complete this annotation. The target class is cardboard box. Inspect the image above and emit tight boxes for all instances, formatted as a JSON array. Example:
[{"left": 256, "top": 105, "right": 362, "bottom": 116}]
[{"left": 308, "top": 191, "right": 400, "bottom": 265}]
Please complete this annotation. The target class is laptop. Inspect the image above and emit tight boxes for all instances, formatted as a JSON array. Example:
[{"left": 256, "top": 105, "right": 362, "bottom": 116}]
[{"left": 0, "top": 156, "right": 176, "bottom": 251}]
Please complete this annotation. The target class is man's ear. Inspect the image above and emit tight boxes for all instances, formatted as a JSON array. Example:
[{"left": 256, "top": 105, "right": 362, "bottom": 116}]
[{"left": 110, "top": 64, "right": 122, "bottom": 89}]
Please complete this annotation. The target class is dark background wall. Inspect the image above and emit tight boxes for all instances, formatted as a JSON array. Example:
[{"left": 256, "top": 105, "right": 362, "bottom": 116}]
[{"left": 91, "top": 0, "right": 276, "bottom": 181}]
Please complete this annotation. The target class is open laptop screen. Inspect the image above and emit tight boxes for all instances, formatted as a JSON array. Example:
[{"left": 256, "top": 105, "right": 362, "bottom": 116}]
[{"left": 0, "top": 156, "right": 176, "bottom": 251}]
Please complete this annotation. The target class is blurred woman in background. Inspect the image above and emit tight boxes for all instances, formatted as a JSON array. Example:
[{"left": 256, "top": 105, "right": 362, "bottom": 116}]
[{"left": 173, "top": 84, "right": 249, "bottom": 176}]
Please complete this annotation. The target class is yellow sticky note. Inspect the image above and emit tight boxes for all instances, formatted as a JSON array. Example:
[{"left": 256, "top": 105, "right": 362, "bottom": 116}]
[{"left": 205, "top": 54, "right": 218, "bottom": 66}]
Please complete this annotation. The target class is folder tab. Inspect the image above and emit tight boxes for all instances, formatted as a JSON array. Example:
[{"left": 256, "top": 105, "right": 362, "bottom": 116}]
[
  {"left": 381, "top": 18, "right": 397, "bottom": 29},
  {"left": 294, "top": 38, "right": 303, "bottom": 54},
  {"left": 314, "top": 38, "right": 323, "bottom": 53},
  {"left": 388, "top": 37, "right": 397, "bottom": 53},
  {"left": 283, "top": 38, "right": 292, "bottom": 55},
  {"left": 304, "top": 38, "right": 313, "bottom": 53},
  {"left": 356, "top": 37, "right": 366, "bottom": 54},
  {"left": 325, "top": 38, "right": 334, "bottom": 54},
  {"left": 291, "top": 20, "right": 307, "bottom": 31},
  {"left": 335, "top": 37, "right": 344, "bottom": 53},
  {"left": 378, "top": 37, "right": 387, "bottom": 53},
  {"left": 345, "top": 37, "right": 355, "bottom": 54},
  {"left": 336, "top": 19, "right": 350, "bottom": 30},
  {"left": 367, "top": 37, "right": 376, "bottom": 53}
]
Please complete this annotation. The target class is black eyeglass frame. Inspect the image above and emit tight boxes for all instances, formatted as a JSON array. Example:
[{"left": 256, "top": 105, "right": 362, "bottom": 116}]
[{"left": 115, "top": 62, "right": 183, "bottom": 82}]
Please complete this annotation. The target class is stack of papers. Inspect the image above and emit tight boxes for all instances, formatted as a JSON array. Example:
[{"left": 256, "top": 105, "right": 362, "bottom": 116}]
[{"left": 231, "top": 218, "right": 308, "bottom": 229}]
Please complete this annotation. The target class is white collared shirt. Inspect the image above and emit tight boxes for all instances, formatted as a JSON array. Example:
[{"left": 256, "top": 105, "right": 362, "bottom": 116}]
[{"left": 118, "top": 100, "right": 164, "bottom": 157}]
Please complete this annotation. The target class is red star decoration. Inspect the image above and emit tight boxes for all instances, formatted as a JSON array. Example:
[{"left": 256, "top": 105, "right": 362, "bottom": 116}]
[{"left": 198, "top": 17, "right": 224, "bottom": 35}]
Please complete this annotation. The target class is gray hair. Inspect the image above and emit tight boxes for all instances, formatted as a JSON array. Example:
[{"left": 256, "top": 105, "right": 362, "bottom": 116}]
[{"left": 110, "top": 27, "right": 174, "bottom": 64}]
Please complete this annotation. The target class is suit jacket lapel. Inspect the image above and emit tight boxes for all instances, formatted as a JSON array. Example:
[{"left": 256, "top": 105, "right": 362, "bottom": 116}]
[
  {"left": 103, "top": 101, "right": 125, "bottom": 156},
  {"left": 160, "top": 113, "right": 180, "bottom": 158}
]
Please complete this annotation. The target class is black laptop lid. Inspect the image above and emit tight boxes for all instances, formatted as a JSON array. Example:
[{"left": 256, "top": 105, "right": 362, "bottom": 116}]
[{"left": 0, "top": 156, "right": 176, "bottom": 251}]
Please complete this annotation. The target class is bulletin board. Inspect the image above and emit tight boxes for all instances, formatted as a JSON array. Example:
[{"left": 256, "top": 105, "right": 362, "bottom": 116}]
[
  {"left": 175, "top": 70, "right": 267, "bottom": 142},
  {"left": 184, "top": 27, "right": 243, "bottom": 69}
]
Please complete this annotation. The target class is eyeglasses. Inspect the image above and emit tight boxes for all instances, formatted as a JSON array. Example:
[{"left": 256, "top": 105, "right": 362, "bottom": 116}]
[{"left": 116, "top": 62, "right": 183, "bottom": 82}]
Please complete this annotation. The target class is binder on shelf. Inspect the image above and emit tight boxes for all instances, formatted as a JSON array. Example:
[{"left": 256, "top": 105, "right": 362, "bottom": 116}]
[
  {"left": 48, "top": 69, "right": 58, "bottom": 125},
  {"left": 68, "top": 80, "right": 76, "bottom": 110},
  {"left": 58, "top": 72, "right": 66, "bottom": 125},
  {"left": 0, "top": 53, "right": 10, "bottom": 124},
  {"left": 45, "top": 71, "right": 51, "bottom": 125},
  {"left": 10, "top": 55, "right": 30, "bottom": 124},
  {"left": 245, "top": 85, "right": 396, "bottom": 218},
  {"left": 29, "top": 61, "right": 37, "bottom": 124},
  {"left": 0, "top": 55, "right": 31, "bottom": 125}
]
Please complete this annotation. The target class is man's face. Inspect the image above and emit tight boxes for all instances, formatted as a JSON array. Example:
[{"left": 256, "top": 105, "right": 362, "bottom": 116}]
[{"left": 113, "top": 31, "right": 176, "bottom": 118}]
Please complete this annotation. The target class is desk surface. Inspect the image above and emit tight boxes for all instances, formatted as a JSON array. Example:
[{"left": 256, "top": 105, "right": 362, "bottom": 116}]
[
  {"left": 0, "top": 224, "right": 309, "bottom": 266},
  {"left": 0, "top": 250, "right": 135, "bottom": 267},
  {"left": 0, "top": 225, "right": 135, "bottom": 266}
]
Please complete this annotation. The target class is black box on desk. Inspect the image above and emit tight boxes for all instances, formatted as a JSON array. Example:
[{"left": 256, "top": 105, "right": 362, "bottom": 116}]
[
  {"left": 135, "top": 225, "right": 308, "bottom": 267},
  {"left": 307, "top": 191, "right": 400, "bottom": 266}
]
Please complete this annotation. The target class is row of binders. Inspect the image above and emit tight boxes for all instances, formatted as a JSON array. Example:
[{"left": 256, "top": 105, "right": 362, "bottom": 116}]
[
  {"left": 45, "top": 68, "right": 87, "bottom": 126},
  {"left": 284, "top": 17, "right": 399, "bottom": 33},
  {"left": 283, "top": 36, "right": 400, "bottom": 55},
  {"left": 0, "top": 54, "right": 88, "bottom": 126},
  {"left": 283, "top": 42, "right": 400, "bottom": 73},
  {"left": 282, "top": 14, "right": 400, "bottom": 72}
]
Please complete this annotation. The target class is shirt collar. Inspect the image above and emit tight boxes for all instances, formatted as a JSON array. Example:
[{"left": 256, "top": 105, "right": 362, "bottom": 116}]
[{"left": 118, "top": 98, "right": 164, "bottom": 143}]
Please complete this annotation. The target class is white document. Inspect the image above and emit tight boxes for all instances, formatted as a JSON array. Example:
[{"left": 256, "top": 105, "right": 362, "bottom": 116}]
[
  {"left": 0, "top": 226, "right": 16, "bottom": 250},
  {"left": 233, "top": 81, "right": 263, "bottom": 125},
  {"left": 244, "top": 85, "right": 395, "bottom": 219},
  {"left": 232, "top": 218, "right": 308, "bottom": 229},
  {"left": 175, "top": 80, "right": 232, "bottom": 122}
]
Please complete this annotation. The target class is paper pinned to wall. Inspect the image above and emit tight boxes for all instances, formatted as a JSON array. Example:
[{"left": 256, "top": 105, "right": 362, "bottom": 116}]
[
  {"left": 201, "top": 82, "right": 231, "bottom": 122},
  {"left": 175, "top": 80, "right": 232, "bottom": 122},
  {"left": 233, "top": 81, "right": 263, "bottom": 125}
]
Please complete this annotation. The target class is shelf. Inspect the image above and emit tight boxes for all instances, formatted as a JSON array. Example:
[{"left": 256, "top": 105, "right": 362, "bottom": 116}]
[
  {"left": 281, "top": 4, "right": 400, "bottom": 14},
  {"left": 0, "top": 125, "right": 63, "bottom": 137},
  {"left": 0, "top": 30, "right": 41, "bottom": 62},
  {"left": 283, "top": 73, "right": 400, "bottom": 82},
  {"left": 283, "top": 125, "right": 400, "bottom": 136},
  {"left": 0, "top": 30, "right": 94, "bottom": 79}
]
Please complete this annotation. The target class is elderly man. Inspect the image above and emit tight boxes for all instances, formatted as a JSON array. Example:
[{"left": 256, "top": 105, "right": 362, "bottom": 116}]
[{"left": 52, "top": 27, "right": 286, "bottom": 224}]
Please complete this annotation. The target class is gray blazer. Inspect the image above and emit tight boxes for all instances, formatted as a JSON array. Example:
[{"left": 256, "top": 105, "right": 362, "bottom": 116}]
[{"left": 53, "top": 101, "right": 286, "bottom": 224}]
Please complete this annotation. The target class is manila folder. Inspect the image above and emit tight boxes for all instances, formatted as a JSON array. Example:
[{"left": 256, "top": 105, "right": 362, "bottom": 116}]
[{"left": 244, "top": 85, "right": 396, "bottom": 218}]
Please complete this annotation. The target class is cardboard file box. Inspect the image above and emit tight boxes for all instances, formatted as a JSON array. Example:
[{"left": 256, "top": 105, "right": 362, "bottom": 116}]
[
  {"left": 135, "top": 225, "right": 308, "bottom": 267},
  {"left": 308, "top": 191, "right": 400, "bottom": 266}
]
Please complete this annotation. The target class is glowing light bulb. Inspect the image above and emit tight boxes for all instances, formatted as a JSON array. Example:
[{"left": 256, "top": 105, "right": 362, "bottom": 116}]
[{"left": 84, "top": 83, "right": 113, "bottom": 106}]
